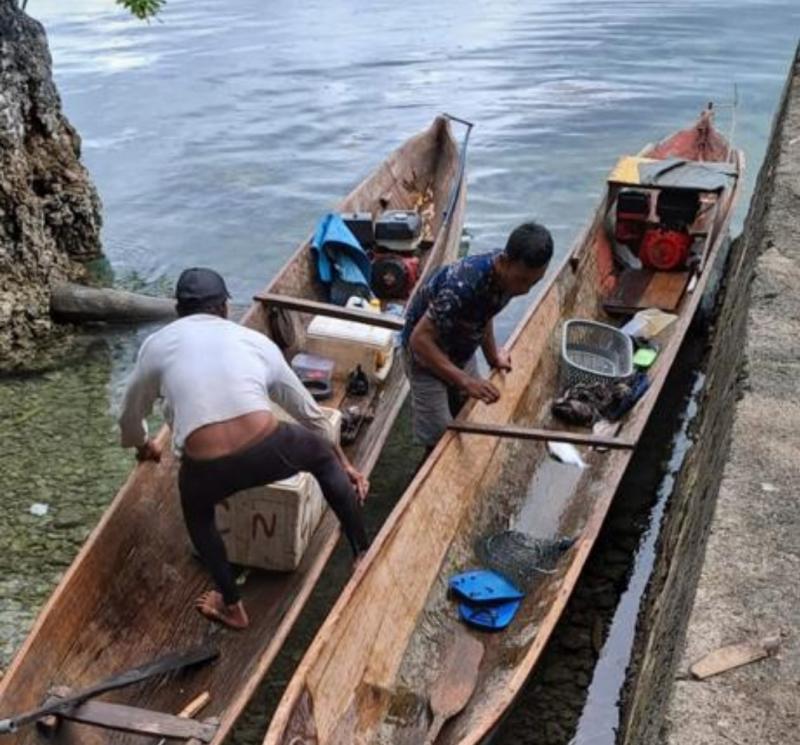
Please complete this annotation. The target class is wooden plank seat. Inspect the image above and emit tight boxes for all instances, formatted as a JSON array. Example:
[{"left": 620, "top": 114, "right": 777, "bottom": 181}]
[
  {"left": 36, "top": 689, "right": 219, "bottom": 742},
  {"left": 603, "top": 268, "right": 691, "bottom": 314}
]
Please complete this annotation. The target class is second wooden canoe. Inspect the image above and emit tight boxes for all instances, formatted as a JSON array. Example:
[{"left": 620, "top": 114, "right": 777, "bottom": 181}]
[{"left": 264, "top": 109, "right": 743, "bottom": 745}]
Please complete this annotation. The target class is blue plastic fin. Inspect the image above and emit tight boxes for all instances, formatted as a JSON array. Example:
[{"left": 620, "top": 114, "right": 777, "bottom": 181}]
[
  {"left": 448, "top": 569, "right": 524, "bottom": 604},
  {"left": 458, "top": 599, "right": 522, "bottom": 631}
]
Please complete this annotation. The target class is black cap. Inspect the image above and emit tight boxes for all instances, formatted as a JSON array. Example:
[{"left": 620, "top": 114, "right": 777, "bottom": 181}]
[{"left": 175, "top": 268, "right": 231, "bottom": 305}]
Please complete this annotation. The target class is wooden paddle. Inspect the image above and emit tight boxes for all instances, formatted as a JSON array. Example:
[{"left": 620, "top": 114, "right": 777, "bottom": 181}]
[{"left": 424, "top": 630, "right": 484, "bottom": 745}]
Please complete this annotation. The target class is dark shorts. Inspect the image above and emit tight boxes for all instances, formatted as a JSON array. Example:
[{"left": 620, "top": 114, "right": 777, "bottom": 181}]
[{"left": 401, "top": 349, "right": 478, "bottom": 447}]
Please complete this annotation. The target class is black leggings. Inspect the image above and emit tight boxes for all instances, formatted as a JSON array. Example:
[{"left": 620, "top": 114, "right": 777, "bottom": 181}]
[{"left": 178, "top": 422, "right": 369, "bottom": 605}]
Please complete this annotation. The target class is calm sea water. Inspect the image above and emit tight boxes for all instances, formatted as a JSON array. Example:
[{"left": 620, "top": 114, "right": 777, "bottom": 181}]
[
  {"left": 2, "top": 0, "right": 798, "bottom": 742},
  {"left": 33, "top": 0, "right": 799, "bottom": 343}
]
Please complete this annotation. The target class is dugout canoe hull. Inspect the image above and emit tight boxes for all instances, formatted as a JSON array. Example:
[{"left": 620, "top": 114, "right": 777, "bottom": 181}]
[{"left": 0, "top": 116, "right": 466, "bottom": 744}]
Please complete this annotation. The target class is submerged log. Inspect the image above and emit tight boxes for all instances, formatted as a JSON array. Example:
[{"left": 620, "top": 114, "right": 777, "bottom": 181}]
[{"left": 50, "top": 283, "right": 176, "bottom": 323}]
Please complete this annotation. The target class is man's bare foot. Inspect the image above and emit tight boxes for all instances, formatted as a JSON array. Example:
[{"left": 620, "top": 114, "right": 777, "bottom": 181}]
[{"left": 195, "top": 591, "right": 250, "bottom": 630}]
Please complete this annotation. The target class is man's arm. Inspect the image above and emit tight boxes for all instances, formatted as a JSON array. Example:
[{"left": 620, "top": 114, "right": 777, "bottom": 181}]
[
  {"left": 331, "top": 442, "right": 369, "bottom": 504},
  {"left": 119, "top": 342, "right": 162, "bottom": 461},
  {"left": 410, "top": 316, "right": 500, "bottom": 404},
  {"left": 481, "top": 321, "right": 512, "bottom": 371}
]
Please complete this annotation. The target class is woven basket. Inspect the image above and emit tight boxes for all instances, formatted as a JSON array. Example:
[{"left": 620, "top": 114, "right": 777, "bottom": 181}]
[{"left": 561, "top": 319, "right": 633, "bottom": 388}]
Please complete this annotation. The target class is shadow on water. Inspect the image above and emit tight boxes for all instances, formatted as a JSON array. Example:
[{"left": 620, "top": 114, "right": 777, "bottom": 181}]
[{"left": 569, "top": 372, "right": 703, "bottom": 745}]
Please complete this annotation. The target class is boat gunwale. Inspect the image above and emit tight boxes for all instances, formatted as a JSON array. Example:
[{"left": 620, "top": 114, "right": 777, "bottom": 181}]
[
  {"left": 212, "top": 163, "right": 469, "bottom": 739},
  {"left": 237, "top": 115, "right": 453, "bottom": 333},
  {"left": 265, "top": 130, "right": 618, "bottom": 744}
]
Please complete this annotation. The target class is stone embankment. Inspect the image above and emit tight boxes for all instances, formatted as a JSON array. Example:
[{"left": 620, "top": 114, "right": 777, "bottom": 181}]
[
  {"left": 0, "top": 0, "right": 102, "bottom": 369},
  {"left": 620, "top": 43, "right": 800, "bottom": 745}
]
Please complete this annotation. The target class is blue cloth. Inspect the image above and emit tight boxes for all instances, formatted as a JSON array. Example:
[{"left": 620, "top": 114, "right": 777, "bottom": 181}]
[
  {"left": 311, "top": 214, "right": 371, "bottom": 302},
  {"left": 401, "top": 250, "right": 510, "bottom": 367}
]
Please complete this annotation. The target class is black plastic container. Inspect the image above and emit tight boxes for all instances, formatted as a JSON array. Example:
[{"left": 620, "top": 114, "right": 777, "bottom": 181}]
[
  {"left": 375, "top": 210, "right": 422, "bottom": 243},
  {"left": 617, "top": 189, "right": 650, "bottom": 216},
  {"left": 656, "top": 189, "right": 700, "bottom": 228},
  {"left": 340, "top": 212, "right": 374, "bottom": 248}
]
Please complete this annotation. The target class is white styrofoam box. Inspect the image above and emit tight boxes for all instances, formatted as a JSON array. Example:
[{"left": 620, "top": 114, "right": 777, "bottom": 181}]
[
  {"left": 215, "top": 407, "right": 341, "bottom": 572},
  {"left": 216, "top": 471, "right": 326, "bottom": 572},
  {"left": 305, "top": 315, "right": 394, "bottom": 381}
]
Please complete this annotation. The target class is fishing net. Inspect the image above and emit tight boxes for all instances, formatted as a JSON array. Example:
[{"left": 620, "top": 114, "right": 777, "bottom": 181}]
[{"left": 476, "top": 531, "right": 576, "bottom": 591}]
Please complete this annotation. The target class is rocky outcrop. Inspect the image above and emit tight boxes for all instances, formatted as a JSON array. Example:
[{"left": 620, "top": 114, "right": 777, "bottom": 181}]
[{"left": 0, "top": 0, "right": 102, "bottom": 369}]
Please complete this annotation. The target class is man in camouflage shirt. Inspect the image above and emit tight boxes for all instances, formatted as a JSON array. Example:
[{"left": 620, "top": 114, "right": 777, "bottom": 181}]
[{"left": 401, "top": 221, "right": 553, "bottom": 448}]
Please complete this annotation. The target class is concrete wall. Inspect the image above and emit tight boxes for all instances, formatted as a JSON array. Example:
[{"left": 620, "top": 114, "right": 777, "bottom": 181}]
[{"left": 619, "top": 42, "right": 800, "bottom": 745}]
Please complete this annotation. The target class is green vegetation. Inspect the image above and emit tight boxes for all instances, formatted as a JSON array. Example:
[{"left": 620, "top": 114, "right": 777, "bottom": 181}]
[{"left": 116, "top": 0, "right": 166, "bottom": 19}]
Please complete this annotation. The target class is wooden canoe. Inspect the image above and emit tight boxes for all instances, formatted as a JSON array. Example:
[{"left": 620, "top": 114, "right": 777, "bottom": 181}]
[
  {"left": 0, "top": 116, "right": 466, "bottom": 744},
  {"left": 264, "top": 109, "right": 743, "bottom": 745}
]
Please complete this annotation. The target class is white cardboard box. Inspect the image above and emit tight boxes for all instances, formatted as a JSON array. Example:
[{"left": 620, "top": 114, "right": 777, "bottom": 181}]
[{"left": 215, "top": 407, "right": 341, "bottom": 572}]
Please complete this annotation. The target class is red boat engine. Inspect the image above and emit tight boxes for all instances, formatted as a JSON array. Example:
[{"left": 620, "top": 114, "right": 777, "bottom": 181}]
[
  {"left": 639, "top": 227, "right": 692, "bottom": 271},
  {"left": 370, "top": 254, "right": 421, "bottom": 300}
]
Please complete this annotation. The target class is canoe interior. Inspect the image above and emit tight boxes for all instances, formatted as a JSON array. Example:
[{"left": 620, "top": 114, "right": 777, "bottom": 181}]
[
  {"left": 266, "top": 113, "right": 742, "bottom": 745},
  {"left": 0, "top": 116, "right": 464, "bottom": 745}
]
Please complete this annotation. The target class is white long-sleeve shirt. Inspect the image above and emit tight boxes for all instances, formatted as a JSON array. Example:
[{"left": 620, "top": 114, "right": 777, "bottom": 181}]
[{"left": 118, "top": 314, "right": 332, "bottom": 454}]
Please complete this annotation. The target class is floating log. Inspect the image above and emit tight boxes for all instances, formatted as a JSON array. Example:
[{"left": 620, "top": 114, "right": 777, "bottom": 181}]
[{"left": 50, "top": 283, "right": 177, "bottom": 323}]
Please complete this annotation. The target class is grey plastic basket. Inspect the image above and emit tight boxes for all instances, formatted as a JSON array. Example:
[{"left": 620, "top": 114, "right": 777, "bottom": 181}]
[{"left": 561, "top": 319, "right": 633, "bottom": 388}]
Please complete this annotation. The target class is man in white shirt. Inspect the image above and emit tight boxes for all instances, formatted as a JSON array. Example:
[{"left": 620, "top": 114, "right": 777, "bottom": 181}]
[{"left": 119, "top": 268, "right": 369, "bottom": 630}]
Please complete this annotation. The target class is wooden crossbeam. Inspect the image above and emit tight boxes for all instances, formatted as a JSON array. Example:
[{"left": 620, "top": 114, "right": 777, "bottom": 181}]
[
  {"left": 447, "top": 421, "right": 636, "bottom": 450},
  {"left": 254, "top": 292, "right": 405, "bottom": 331},
  {"left": 56, "top": 700, "right": 218, "bottom": 742}
]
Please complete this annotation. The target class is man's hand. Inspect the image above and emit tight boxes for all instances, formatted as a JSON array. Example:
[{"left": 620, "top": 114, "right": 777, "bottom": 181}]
[
  {"left": 490, "top": 347, "right": 512, "bottom": 372},
  {"left": 345, "top": 464, "right": 369, "bottom": 505},
  {"left": 461, "top": 376, "right": 501, "bottom": 404},
  {"left": 135, "top": 438, "right": 162, "bottom": 463}
]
